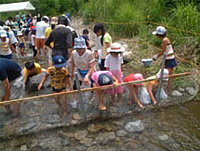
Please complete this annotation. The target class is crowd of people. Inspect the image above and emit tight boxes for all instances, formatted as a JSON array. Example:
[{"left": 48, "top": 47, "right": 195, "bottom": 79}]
[{"left": 0, "top": 13, "right": 177, "bottom": 117}]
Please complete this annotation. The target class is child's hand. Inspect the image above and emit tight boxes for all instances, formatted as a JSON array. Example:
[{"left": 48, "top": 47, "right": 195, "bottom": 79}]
[
  {"left": 113, "top": 81, "right": 119, "bottom": 87},
  {"left": 83, "top": 76, "right": 90, "bottom": 85},
  {"left": 38, "top": 84, "right": 42, "bottom": 90}
]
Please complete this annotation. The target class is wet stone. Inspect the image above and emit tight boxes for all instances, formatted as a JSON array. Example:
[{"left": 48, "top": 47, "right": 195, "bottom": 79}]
[
  {"left": 178, "top": 87, "right": 185, "bottom": 92},
  {"left": 62, "top": 139, "right": 70, "bottom": 146},
  {"left": 88, "top": 124, "right": 103, "bottom": 133},
  {"left": 20, "top": 145, "right": 27, "bottom": 151},
  {"left": 159, "top": 134, "right": 169, "bottom": 141},
  {"left": 172, "top": 90, "right": 183, "bottom": 97},
  {"left": 186, "top": 87, "right": 196, "bottom": 96},
  {"left": 96, "top": 132, "right": 116, "bottom": 145},
  {"left": 116, "top": 130, "right": 128, "bottom": 137},
  {"left": 44, "top": 114, "right": 61, "bottom": 124},
  {"left": 18, "top": 122, "right": 37, "bottom": 133},
  {"left": 72, "top": 113, "right": 82, "bottom": 120},
  {"left": 125, "top": 120, "right": 145, "bottom": 132}
]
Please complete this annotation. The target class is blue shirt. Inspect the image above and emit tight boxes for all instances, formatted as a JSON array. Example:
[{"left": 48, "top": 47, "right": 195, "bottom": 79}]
[{"left": 0, "top": 58, "right": 22, "bottom": 82}]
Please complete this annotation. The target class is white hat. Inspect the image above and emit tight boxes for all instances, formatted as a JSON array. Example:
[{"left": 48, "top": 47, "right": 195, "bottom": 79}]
[
  {"left": 107, "top": 42, "right": 125, "bottom": 53},
  {"left": 0, "top": 30, "right": 7, "bottom": 38},
  {"left": 42, "top": 16, "right": 49, "bottom": 20},
  {"left": 156, "top": 69, "right": 169, "bottom": 81},
  {"left": 152, "top": 26, "right": 166, "bottom": 35}
]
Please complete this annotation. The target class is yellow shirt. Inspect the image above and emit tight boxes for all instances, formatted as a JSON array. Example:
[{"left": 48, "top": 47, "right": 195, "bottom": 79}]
[
  {"left": 24, "top": 63, "right": 42, "bottom": 82},
  {"left": 46, "top": 66, "right": 69, "bottom": 90},
  {"left": 45, "top": 27, "right": 54, "bottom": 48}
]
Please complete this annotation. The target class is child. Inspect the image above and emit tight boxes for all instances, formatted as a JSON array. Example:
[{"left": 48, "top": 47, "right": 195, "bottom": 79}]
[
  {"left": 105, "top": 42, "right": 124, "bottom": 105},
  {"left": 145, "top": 68, "right": 169, "bottom": 104},
  {"left": 152, "top": 26, "right": 177, "bottom": 95},
  {"left": 38, "top": 55, "right": 72, "bottom": 115},
  {"left": 0, "top": 30, "right": 16, "bottom": 59},
  {"left": 91, "top": 71, "right": 119, "bottom": 110},
  {"left": 93, "top": 23, "right": 112, "bottom": 70},
  {"left": 81, "top": 29, "right": 91, "bottom": 50},
  {"left": 124, "top": 73, "right": 146, "bottom": 108},
  {"left": 17, "top": 31, "right": 27, "bottom": 56},
  {"left": 31, "top": 29, "right": 37, "bottom": 57}
]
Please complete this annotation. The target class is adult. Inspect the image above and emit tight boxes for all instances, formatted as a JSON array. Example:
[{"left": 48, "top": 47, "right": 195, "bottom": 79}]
[
  {"left": 24, "top": 62, "right": 46, "bottom": 84},
  {"left": 35, "top": 16, "right": 49, "bottom": 59},
  {"left": 0, "top": 58, "right": 24, "bottom": 117},
  {"left": 5, "top": 16, "right": 14, "bottom": 28},
  {"left": 93, "top": 23, "right": 112, "bottom": 70},
  {"left": 152, "top": 26, "right": 177, "bottom": 94},
  {"left": 45, "top": 16, "right": 72, "bottom": 62}
]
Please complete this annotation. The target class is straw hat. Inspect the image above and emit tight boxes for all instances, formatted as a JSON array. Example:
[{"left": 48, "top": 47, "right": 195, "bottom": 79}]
[{"left": 107, "top": 42, "right": 125, "bottom": 53}]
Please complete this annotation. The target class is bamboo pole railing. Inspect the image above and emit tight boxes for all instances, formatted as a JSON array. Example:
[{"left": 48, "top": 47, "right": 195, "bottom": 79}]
[{"left": 0, "top": 72, "right": 191, "bottom": 106}]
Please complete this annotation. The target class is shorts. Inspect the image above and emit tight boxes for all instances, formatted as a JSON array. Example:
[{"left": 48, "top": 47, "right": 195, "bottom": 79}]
[
  {"left": 19, "top": 43, "right": 25, "bottom": 48},
  {"left": 35, "top": 38, "right": 45, "bottom": 49},
  {"left": 165, "top": 58, "right": 177, "bottom": 69},
  {"left": 0, "top": 54, "right": 13, "bottom": 59},
  {"left": 10, "top": 71, "right": 24, "bottom": 100}
]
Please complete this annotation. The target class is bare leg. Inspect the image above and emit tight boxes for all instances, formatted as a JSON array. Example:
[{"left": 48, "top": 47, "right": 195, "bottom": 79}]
[
  {"left": 111, "top": 94, "right": 115, "bottom": 105},
  {"left": 167, "top": 68, "right": 173, "bottom": 95},
  {"left": 61, "top": 95, "right": 67, "bottom": 114},
  {"left": 128, "top": 85, "right": 134, "bottom": 105},
  {"left": 55, "top": 96, "right": 62, "bottom": 107},
  {"left": 117, "top": 94, "right": 122, "bottom": 105}
]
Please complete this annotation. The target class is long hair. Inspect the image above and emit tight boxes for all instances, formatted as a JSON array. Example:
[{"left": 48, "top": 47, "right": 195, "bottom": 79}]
[{"left": 93, "top": 23, "right": 105, "bottom": 46}]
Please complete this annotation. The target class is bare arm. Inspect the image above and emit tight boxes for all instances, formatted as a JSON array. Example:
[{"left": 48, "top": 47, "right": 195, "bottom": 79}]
[
  {"left": 70, "top": 56, "right": 75, "bottom": 79},
  {"left": 66, "top": 77, "right": 72, "bottom": 91},
  {"left": 38, "top": 73, "right": 49, "bottom": 90},
  {"left": 2, "top": 78, "right": 10, "bottom": 101},
  {"left": 158, "top": 37, "right": 170, "bottom": 57},
  {"left": 148, "top": 84, "right": 157, "bottom": 104},
  {"left": 83, "top": 61, "right": 95, "bottom": 85},
  {"left": 9, "top": 39, "right": 16, "bottom": 53}
]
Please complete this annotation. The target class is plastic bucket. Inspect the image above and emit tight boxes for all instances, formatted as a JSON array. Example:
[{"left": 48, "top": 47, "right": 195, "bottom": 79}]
[{"left": 141, "top": 59, "right": 152, "bottom": 67}]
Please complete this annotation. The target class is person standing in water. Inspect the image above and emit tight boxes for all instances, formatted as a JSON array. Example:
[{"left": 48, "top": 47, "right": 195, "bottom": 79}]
[{"left": 152, "top": 26, "right": 177, "bottom": 95}]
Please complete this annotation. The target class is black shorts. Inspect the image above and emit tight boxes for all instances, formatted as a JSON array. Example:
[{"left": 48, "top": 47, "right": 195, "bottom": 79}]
[{"left": 52, "top": 87, "right": 65, "bottom": 92}]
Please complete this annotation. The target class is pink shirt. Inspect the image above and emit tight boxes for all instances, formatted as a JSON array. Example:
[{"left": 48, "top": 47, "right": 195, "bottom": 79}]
[{"left": 91, "top": 71, "right": 113, "bottom": 86}]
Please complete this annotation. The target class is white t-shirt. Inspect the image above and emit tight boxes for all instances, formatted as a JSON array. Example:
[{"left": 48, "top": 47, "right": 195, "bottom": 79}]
[
  {"left": 8, "top": 30, "right": 18, "bottom": 44},
  {"left": 105, "top": 54, "right": 123, "bottom": 71},
  {"left": 36, "top": 21, "right": 49, "bottom": 39},
  {"left": 0, "top": 38, "right": 12, "bottom": 56}
]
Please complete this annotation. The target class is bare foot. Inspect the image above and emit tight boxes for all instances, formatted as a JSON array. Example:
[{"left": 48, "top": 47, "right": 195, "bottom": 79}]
[{"left": 138, "top": 103, "right": 145, "bottom": 109}]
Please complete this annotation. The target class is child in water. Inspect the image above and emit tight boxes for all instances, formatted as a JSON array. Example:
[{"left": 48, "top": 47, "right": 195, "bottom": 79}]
[
  {"left": 105, "top": 42, "right": 124, "bottom": 105},
  {"left": 17, "top": 31, "right": 27, "bottom": 56},
  {"left": 38, "top": 55, "right": 72, "bottom": 115}
]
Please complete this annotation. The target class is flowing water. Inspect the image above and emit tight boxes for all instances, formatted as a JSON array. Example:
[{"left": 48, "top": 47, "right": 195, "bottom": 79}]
[{"left": 0, "top": 52, "right": 199, "bottom": 150}]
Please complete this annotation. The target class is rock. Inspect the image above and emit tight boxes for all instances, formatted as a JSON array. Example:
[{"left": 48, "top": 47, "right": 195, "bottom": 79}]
[
  {"left": 171, "top": 90, "right": 183, "bottom": 97},
  {"left": 18, "top": 122, "right": 37, "bottom": 133},
  {"left": 178, "top": 87, "right": 185, "bottom": 92},
  {"left": 39, "top": 137, "right": 62, "bottom": 150},
  {"left": 159, "top": 134, "right": 169, "bottom": 141},
  {"left": 62, "top": 139, "right": 70, "bottom": 146},
  {"left": 25, "top": 72, "right": 51, "bottom": 92},
  {"left": 123, "top": 51, "right": 133, "bottom": 63},
  {"left": 116, "top": 130, "right": 128, "bottom": 137},
  {"left": 88, "top": 124, "right": 103, "bottom": 133},
  {"left": 45, "top": 114, "right": 61, "bottom": 124},
  {"left": 96, "top": 132, "right": 116, "bottom": 145},
  {"left": 186, "top": 87, "right": 196, "bottom": 96},
  {"left": 20, "top": 145, "right": 27, "bottom": 151},
  {"left": 80, "top": 138, "right": 94, "bottom": 147},
  {"left": 72, "top": 113, "right": 82, "bottom": 120},
  {"left": 125, "top": 120, "right": 145, "bottom": 132},
  {"left": 74, "top": 130, "right": 88, "bottom": 140}
]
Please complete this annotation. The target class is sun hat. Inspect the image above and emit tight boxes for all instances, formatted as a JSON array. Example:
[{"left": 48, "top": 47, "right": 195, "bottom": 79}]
[
  {"left": 107, "top": 42, "right": 125, "bottom": 53},
  {"left": 98, "top": 73, "right": 113, "bottom": 86},
  {"left": 156, "top": 69, "right": 169, "bottom": 81},
  {"left": 51, "top": 17, "right": 58, "bottom": 25},
  {"left": 74, "top": 37, "right": 87, "bottom": 49},
  {"left": 133, "top": 73, "right": 144, "bottom": 86},
  {"left": 152, "top": 26, "right": 166, "bottom": 35},
  {"left": 52, "top": 55, "right": 67, "bottom": 68},
  {"left": 0, "top": 30, "right": 7, "bottom": 38},
  {"left": 42, "top": 16, "right": 49, "bottom": 21}
]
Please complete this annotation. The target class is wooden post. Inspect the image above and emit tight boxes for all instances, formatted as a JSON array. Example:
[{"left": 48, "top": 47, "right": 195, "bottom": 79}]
[
  {"left": 75, "top": 72, "right": 87, "bottom": 121},
  {"left": 156, "top": 52, "right": 167, "bottom": 103}
]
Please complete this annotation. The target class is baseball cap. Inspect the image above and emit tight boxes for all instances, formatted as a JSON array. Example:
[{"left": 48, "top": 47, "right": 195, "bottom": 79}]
[
  {"left": 98, "top": 73, "right": 113, "bottom": 86},
  {"left": 52, "top": 55, "right": 67, "bottom": 68},
  {"left": 152, "top": 26, "right": 166, "bottom": 35}
]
